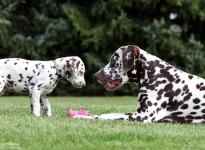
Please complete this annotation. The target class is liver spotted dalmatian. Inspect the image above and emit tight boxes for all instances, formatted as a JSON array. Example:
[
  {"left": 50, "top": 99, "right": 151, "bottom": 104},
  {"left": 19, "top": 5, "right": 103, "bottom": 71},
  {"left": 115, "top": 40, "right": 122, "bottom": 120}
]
[
  {"left": 75, "top": 45, "right": 205, "bottom": 124},
  {"left": 0, "top": 57, "right": 86, "bottom": 117}
]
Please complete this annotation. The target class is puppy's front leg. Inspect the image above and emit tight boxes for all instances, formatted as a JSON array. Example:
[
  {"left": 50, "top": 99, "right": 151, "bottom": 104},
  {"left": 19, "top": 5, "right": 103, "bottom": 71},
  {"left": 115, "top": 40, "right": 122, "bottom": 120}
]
[
  {"left": 40, "top": 95, "right": 51, "bottom": 116},
  {"left": 29, "top": 89, "right": 41, "bottom": 117}
]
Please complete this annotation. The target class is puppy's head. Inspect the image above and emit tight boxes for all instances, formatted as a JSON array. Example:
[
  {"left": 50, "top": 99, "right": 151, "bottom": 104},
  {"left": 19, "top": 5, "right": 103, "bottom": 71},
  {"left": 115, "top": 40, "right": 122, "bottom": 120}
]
[
  {"left": 65, "top": 57, "right": 86, "bottom": 88},
  {"left": 94, "top": 45, "right": 140, "bottom": 91}
]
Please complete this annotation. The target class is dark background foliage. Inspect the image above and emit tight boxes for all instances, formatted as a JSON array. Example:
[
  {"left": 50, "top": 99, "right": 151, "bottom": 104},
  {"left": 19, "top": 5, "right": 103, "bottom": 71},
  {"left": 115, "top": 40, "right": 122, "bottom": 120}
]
[{"left": 0, "top": 0, "right": 205, "bottom": 96}]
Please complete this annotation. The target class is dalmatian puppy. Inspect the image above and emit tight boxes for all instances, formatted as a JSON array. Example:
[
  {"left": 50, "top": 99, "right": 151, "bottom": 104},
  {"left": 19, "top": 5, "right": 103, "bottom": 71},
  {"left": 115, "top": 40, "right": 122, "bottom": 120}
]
[
  {"left": 75, "top": 45, "right": 205, "bottom": 124},
  {"left": 0, "top": 56, "right": 86, "bottom": 116}
]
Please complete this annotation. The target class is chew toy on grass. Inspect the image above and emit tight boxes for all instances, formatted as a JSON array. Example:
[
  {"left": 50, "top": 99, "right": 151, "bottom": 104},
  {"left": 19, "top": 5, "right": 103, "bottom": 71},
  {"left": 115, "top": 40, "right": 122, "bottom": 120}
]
[{"left": 68, "top": 107, "right": 91, "bottom": 117}]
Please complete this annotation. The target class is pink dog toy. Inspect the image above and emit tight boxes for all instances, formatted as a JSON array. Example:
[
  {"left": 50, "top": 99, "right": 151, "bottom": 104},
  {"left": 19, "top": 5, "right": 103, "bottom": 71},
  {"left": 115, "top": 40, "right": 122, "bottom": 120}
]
[{"left": 68, "top": 107, "right": 91, "bottom": 117}]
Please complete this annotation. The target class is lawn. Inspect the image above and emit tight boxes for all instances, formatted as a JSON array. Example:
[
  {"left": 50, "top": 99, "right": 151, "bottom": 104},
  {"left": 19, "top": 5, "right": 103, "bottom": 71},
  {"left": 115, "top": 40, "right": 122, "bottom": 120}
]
[{"left": 0, "top": 96, "right": 205, "bottom": 150}]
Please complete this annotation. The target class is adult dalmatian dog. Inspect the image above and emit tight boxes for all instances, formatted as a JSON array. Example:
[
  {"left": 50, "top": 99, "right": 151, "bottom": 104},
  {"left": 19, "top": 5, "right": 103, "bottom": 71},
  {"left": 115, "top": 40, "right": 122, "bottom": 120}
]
[
  {"left": 0, "top": 56, "right": 86, "bottom": 117},
  {"left": 75, "top": 45, "right": 205, "bottom": 124}
]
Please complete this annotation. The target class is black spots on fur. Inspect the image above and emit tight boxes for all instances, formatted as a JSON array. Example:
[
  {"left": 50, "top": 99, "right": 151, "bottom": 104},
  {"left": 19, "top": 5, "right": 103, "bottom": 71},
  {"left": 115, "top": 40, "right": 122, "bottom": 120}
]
[
  {"left": 161, "top": 101, "right": 167, "bottom": 109},
  {"left": 193, "top": 105, "right": 200, "bottom": 110},
  {"left": 27, "top": 76, "right": 33, "bottom": 83},
  {"left": 158, "top": 89, "right": 163, "bottom": 95},
  {"left": 167, "top": 100, "right": 183, "bottom": 111},
  {"left": 14, "top": 62, "right": 17, "bottom": 65},
  {"left": 175, "top": 78, "right": 181, "bottom": 84},
  {"left": 181, "top": 104, "right": 189, "bottom": 109},
  {"left": 38, "top": 84, "right": 43, "bottom": 87},
  {"left": 200, "top": 86, "right": 205, "bottom": 91},
  {"left": 138, "top": 94, "right": 148, "bottom": 102},
  {"left": 156, "top": 89, "right": 163, "bottom": 100},
  {"left": 140, "top": 54, "right": 147, "bottom": 62},
  {"left": 183, "top": 85, "right": 188, "bottom": 91},
  {"left": 160, "top": 69, "right": 175, "bottom": 82},
  {"left": 7, "top": 74, "right": 11, "bottom": 79},
  {"left": 149, "top": 113, "right": 154, "bottom": 117},
  {"left": 30, "top": 83, "right": 35, "bottom": 86},
  {"left": 25, "top": 67, "right": 28, "bottom": 70},
  {"left": 33, "top": 70, "right": 36, "bottom": 74},
  {"left": 35, "top": 64, "right": 39, "bottom": 69},
  {"left": 201, "top": 109, "right": 205, "bottom": 113},
  {"left": 196, "top": 83, "right": 205, "bottom": 91},
  {"left": 170, "top": 112, "right": 183, "bottom": 117},
  {"left": 183, "top": 93, "right": 192, "bottom": 101},
  {"left": 7, "top": 80, "right": 14, "bottom": 87},
  {"left": 190, "top": 112, "right": 197, "bottom": 115},
  {"left": 164, "top": 83, "right": 173, "bottom": 92},
  {"left": 188, "top": 75, "right": 193, "bottom": 79},
  {"left": 19, "top": 74, "right": 23, "bottom": 79},
  {"left": 147, "top": 101, "right": 152, "bottom": 106},
  {"left": 42, "top": 65, "right": 45, "bottom": 69},
  {"left": 193, "top": 98, "right": 200, "bottom": 104},
  {"left": 174, "top": 89, "right": 181, "bottom": 96},
  {"left": 147, "top": 84, "right": 155, "bottom": 90}
]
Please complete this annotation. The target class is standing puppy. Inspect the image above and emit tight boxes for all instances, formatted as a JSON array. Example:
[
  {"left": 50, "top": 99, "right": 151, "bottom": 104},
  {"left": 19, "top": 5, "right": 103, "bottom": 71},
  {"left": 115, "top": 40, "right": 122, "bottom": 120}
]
[{"left": 0, "top": 56, "right": 86, "bottom": 116}]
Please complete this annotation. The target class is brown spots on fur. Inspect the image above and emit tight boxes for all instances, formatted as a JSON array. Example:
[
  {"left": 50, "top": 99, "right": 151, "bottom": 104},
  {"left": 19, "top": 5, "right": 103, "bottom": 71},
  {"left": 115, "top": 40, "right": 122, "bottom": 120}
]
[{"left": 188, "top": 75, "right": 193, "bottom": 79}]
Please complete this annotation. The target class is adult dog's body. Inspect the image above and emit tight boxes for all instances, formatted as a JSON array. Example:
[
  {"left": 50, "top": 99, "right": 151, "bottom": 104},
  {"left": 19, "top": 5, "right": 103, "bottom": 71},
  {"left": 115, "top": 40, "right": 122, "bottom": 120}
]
[
  {"left": 76, "top": 45, "right": 205, "bottom": 124},
  {"left": 0, "top": 57, "right": 86, "bottom": 116}
]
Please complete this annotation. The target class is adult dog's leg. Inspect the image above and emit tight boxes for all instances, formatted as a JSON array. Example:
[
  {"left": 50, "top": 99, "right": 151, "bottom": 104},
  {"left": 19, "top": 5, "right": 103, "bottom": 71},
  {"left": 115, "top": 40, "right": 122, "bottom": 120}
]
[
  {"left": 73, "top": 113, "right": 130, "bottom": 120},
  {"left": 40, "top": 95, "right": 51, "bottom": 116},
  {"left": 29, "top": 89, "right": 41, "bottom": 117},
  {"left": 0, "top": 78, "right": 5, "bottom": 95}
]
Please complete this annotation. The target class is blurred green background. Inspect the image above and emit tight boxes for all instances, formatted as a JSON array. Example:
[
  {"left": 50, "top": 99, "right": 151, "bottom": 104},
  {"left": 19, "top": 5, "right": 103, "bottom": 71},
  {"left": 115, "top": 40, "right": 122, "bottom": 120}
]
[{"left": 0, "top": 0, "right": 205, "bottom": 96}]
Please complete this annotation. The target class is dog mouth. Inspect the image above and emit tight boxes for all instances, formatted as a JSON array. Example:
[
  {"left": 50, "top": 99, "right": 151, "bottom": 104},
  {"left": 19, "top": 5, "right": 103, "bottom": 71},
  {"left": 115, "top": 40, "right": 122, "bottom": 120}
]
[{"left": 105, "top": 79, "right": 122, "bottom": 90}]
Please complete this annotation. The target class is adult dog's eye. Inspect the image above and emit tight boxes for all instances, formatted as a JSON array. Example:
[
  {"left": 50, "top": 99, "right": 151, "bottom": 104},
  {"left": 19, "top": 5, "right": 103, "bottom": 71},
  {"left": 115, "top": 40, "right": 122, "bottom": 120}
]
[{"left": 110, "top": 59, "right": 116, "bottom": 68}]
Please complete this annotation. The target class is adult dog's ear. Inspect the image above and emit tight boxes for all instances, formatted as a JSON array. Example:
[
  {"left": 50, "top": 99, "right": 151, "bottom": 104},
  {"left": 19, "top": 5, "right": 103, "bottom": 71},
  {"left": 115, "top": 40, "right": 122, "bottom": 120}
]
[{"left": 122, "top": 45, "right": 139, "bottom": 73}]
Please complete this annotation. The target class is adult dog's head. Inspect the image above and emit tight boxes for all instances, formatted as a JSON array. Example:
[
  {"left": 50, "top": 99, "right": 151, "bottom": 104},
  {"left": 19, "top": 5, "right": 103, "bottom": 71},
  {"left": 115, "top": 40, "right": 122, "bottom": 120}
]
[{"left": 94, "top": 45, "right": 140, "bottom": 91}]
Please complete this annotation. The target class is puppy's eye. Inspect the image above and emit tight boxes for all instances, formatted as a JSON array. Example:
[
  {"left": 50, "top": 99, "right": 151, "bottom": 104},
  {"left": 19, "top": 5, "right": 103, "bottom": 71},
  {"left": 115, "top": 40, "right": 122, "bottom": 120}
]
[{"left": 66, "top": 71, "right": 71, "bottom": 78}]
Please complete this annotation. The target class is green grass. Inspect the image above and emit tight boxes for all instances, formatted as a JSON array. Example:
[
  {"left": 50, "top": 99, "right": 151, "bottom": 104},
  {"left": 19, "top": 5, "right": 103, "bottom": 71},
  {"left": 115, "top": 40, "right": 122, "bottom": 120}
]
[{"left": 0, "top": 96, "right": 205, "bottom": 150}]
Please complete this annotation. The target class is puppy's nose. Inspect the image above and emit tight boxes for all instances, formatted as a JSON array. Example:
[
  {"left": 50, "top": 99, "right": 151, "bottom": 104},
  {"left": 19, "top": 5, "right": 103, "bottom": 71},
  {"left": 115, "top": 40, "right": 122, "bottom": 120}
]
[
  {"left": 82, "top": 82, "right": 86, "bottom": 87},
  {"left": 94, "top": 71, "right": 100, "bottom": 80}
]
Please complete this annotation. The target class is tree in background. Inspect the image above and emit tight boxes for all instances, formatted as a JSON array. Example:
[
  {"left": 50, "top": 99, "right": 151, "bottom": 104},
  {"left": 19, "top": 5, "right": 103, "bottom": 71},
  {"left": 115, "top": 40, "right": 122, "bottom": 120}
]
[{"left": 0, "top": 0, "right": 205, "bottom": 96}]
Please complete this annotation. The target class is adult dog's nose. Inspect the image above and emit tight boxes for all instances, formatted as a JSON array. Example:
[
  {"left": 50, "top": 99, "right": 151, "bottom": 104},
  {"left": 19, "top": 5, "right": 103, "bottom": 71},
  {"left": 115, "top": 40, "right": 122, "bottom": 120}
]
[{"left": 94, "top": 71, "right": 100, "bottom": 80}]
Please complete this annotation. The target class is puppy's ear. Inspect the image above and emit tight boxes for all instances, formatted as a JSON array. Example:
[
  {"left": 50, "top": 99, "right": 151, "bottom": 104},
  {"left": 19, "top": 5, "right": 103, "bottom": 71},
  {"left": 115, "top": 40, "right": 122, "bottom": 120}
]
[
  {"left": 122, "top": 46, "right": 139, "bottom": 73},
  {"left": 66, "top": 59, "right": 77, "bottom": 76}
]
